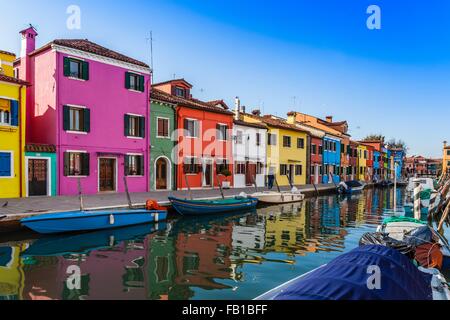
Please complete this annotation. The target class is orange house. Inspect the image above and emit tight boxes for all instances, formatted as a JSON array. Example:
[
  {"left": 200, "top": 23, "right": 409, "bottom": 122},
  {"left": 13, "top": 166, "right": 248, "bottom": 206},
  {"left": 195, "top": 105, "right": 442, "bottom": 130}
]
[{"left": 153, "top": 79, "right": 234, "bottom": 190}]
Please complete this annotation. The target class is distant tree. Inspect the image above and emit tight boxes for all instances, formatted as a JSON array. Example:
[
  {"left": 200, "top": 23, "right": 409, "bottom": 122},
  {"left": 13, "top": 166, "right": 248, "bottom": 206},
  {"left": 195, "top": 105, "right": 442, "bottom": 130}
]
[
  {"left": 363, "top": 134, "right": 385, "bottom": 142},
  {"left": 387, "top": 138, "right": 409, "bottom": 153}
]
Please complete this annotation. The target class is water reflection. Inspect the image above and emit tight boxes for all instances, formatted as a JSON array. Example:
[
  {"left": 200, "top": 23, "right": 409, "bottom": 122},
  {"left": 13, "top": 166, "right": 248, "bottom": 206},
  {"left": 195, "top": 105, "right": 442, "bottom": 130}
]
[{"left": 0, "top": 188, "right": 426, "bottom": 300}]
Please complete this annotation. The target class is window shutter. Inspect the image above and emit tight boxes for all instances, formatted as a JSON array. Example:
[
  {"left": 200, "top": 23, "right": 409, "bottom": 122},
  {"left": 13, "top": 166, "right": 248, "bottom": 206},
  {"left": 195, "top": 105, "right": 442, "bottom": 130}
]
[
  {"left": 63, "top": 105, "right": 70, "bottom": 131},
  {"left": 139, "top": 75, "right": 145, "bottom": 92},
  {"left": 139, "top": 155, "right": 144, "bottom": 175},
  {"left": 82, "top": 61, "right": 89, "bottom": 80},
  {"left": 125, "top": 72, "right": 131, "bottom": 89},
  {"left": 10, "top": 100, "right": 19, "bottom": 126},
  {"left": 82, "top": 153, "right": 90, "bottom": 176},
  {"left": 184, "top": 119, "right": 188, "bottom": 131},
  {"left": 124, "top": 155, "right": 129, "bottom": 176},
  {"left": 194, "top": 121, "right": 199, "bottom": 137},
  {"left": 63, "top": 57, "right": 71, "bottom": 77},
  {"left": 139, "top": 117, "right": 145, "bottom": 138},
  {"left": 63, "top": 152, "right": 70, "bottom": 176},
  {"left": 84, "top": 108, "right": 90, "bottom": 133},
  {"left": 157, "top": 119, "right": 163, "bottom": 136},
  {"left": 124, "top": 114, "right": 130, "bottom": 136},
  {"left": 0, "top": 153, "right": 11, "bottom": 176}
]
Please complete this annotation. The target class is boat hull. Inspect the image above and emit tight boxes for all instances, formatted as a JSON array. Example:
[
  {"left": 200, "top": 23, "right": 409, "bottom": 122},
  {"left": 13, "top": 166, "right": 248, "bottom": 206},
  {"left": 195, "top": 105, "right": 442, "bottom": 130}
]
[
  {"left": 21, "top": 209, "right": 168, "bottom": 235},
  {"left": 251, "top": 192, "right": 305, "bottom": 204},
  {"left": 169, "top": 197, "right": 258, "bottom": 216}
]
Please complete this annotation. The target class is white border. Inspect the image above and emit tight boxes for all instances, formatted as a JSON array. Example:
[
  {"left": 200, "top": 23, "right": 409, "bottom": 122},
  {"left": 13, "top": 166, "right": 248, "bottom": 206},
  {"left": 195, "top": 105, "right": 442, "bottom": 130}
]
[
  {"left": 156, "top": 117, "right": 170, "bottom": 139},
  {"left": 0, "top": 150, "right": 14, "bottom": 179},
  {"left": 153, "top": 156, "right": 172, "bottom": 191},
  {"left": 97, "top": 156, "right": 118, "bottom": 193},
  {"left": 25, "top": 156, "right": 52, "bottom": 197}
]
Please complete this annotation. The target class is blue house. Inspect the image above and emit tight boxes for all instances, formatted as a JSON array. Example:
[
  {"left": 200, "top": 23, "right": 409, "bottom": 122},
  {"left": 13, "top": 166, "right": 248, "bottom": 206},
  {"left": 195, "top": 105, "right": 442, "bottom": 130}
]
[
  {"left": 373, "top": 150, "right": 381, "bottom": 181},
  {"left": 322, "top": 135, "right": 341, "bottom": 184}
]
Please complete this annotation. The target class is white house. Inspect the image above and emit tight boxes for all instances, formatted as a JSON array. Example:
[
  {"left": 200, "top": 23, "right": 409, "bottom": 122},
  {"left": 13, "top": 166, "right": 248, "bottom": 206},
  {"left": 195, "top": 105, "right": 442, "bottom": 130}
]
[{"left": 232, "top": 98, "right": 268, "bottom": 188}]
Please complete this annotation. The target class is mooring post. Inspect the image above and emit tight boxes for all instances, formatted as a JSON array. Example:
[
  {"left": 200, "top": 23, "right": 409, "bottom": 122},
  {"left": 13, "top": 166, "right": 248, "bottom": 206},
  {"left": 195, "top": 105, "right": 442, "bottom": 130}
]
[{"left": 413, "top": 180, "right": 422, "bottom": 220}]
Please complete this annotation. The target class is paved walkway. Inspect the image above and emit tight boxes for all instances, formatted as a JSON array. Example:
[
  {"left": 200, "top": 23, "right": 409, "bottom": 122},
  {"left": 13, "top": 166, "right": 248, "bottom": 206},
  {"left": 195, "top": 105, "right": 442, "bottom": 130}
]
[{"left": 0, "top": 184, "right": 337, "bottom": 221}]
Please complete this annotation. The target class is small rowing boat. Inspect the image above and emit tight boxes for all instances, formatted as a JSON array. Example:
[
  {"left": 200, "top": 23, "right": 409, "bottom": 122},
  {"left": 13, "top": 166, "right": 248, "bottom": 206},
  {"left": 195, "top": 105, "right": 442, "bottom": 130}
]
[
  {"left": 21, "top": 209, "right": 168, "bottom": 235},
  {"left": 168, "top": 196, "right": 258, "bottom": 216},
  {"left": 337, "top": 180, "right": 365, "bottom": 194},
  {"left": 250, "top": 190, "right": 304, "bottom": 204}
]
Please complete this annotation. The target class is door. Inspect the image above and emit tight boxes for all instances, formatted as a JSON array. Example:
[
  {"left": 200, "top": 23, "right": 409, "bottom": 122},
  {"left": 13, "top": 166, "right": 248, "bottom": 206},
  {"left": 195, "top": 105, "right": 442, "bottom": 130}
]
[
  {"left": 99, "top": 158, "right": 116, "bottom": 192},
  {"left": 245, "top": 162, "right": 256, "bottom": 186},
  {"left": 28, "top": 159, "right": 48, "bottom": 196},
  {"left": 204, "top": 160, "right": 212, "bottom": 187},
  {"left": 156, "top": 158, "right": 168, "bottom": 190},
  {"left": 289, "top": 165, "right": 295, "bottom": 184}
]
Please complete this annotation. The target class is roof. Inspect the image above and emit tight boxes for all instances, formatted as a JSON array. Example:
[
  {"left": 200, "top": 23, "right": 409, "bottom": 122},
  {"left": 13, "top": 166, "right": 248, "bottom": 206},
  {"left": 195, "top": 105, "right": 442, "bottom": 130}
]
[
  {"left": 153, "top": 78, "right": 193, "bottom": 88},
  {"left": 150, "top": 88, "right": 233, "bottom": 115},
  {"left": 207, "top": 100, "right": 229, "bottom": 110},
  {"left": 30, "top": 39, "right": 149, "bottom": 68},
  {"left": 25, "top": 144, "right": 56, "bottom": 153},
  {"left": 233, "top": 119, "right": 268, "bottom": 130},
  {"left": 261, "top": 115, "right": 309, "bottom": 134},
  {"left": 0, "top": 50, "right": 15, "bottom": 57},
  {"left": 0, "top": 74, "right": 30, "bottom": 86}
]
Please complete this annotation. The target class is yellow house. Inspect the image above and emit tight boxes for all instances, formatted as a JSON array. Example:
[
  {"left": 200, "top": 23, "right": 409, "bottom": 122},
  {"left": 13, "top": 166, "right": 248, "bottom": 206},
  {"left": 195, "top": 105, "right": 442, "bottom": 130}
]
[
  {"left": 443, "top": 141, "right": 450, "bottom": 174},
  {"left": 0, "top": 50, "right": 28, "bottom": 198},
  {"left": 357, "top": 144, "right": 367, "bottom": 181},
  {"left": 0, "top": 245, "right": 26, "bottom": 299},
  {"left": 241, "top": 113, "right": 308, "bottom": 186}
]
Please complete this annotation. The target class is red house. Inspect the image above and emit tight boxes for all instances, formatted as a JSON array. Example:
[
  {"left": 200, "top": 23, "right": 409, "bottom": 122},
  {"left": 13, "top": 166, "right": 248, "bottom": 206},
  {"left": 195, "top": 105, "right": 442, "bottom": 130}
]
[
  {"left": 152, "top": 79, "right": 234, "bottom": 190},
  {"left": 310, "top": 135, "right": 323, "bottom": 184}
]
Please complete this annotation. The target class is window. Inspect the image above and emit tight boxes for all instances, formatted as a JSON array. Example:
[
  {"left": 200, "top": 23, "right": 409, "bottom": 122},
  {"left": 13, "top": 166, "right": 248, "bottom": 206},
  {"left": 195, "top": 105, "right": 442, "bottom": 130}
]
[
  {"left": 184, "top": 119, "right": 199, "bottom": 138},
  {"left": 216, "top": 159, "right": 228, "bottom": 174},
  {"left": 319, "top": 165, "right": 323, "bottom": 175},
  {"left": 63, "top": 106, "right": 90, "bottom": 133},
  {"left": 280, "top": 164, "right": 288, "bottom": 175},
  {"left": 447, "top": 150, "right": 450, "bottom": 156},
  {"left": 0, "top": 99, "right": 18, "bottom": 126},
  {"left": 297, "top": 138, "right": 305, "bottom": 149},
  {"left": 235, "top": 162, "right": 246, "bottom": 174},
  {"left": 256, "top": 162, "right": 264, "bottom": 174},
  {"left": 0, "top": 110, "right": 10, "bottom": 125},
  {"left": 0, "top": 152, "right": 12, "bottom": 177},
  {"left": 175, "top": 87, "right": 186, "bottom": 98},
  {"left": 125, "top": 72, "right": 145, "bottom": 92},
  {"left": 157, "top": 118, "right": 169, "bottom": 138},
  {"left": 125, "top": 154, "right": 144, "bottom": 176},
  {"left": 311, "top": 165, "right": 315, "bottom": 175},
  {"left": 256, "top": 133, "right": 261, "bottom": 146},
  {"left": 295, "top": 165, "right": 303, "bottom": 176},
  {"left": 217, "top": 124, "right": 228, "bottom": 141},
  {"left": 311, "top": 144, "right": 317, "bottom": 155},
  {"left": 364, "top": 150, "right": 368, "bottom": 159},
  {"left": 125, "top": 115, "right": 145, "bottom": 138},
  {"left": 184, "top": 157, "right": 201, "bottom": 174},
  {"left": 64, "top": 152, "right": 89, "bottom": 176},
  {"left": 234, "top": 130, "right": 243, "bottom": 144},
  {"left": 283, "top": 136, "right": 291, "bottom": 148},
  {"left": 268, "top": 133, "right": 277, "bottom": 146},
  {"left": 319, "top": 145, "right": 323, "bottom": 154},
  {"left": 64, "top": 57, "right": 89, "bottom": 80},
  {"left": 341, "top": 144, "right": 345, "bottom": 154}
]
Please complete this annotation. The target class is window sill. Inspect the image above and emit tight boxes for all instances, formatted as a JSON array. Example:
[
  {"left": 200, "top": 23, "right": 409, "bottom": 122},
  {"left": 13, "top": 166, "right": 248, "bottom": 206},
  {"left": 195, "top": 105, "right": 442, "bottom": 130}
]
[
  {"left": 126, "top": 136, "right": 144, "bottom": 140},
  {"left": 127, "top": 89, "right": 144, "bottom": 94},
  {"left": 66, "top": 130, "right": 88, "bottom": 135},
  {"left": 68, "top": 77, "right": 86, "bottom": 82},
  {"left": 125, "top": 175, "right": 144, "bottom": 178},
  {"left": 0, "top": 176, "right": 14, "bottom": 179},
  {"left": 156, "top": 135, "right": 170, "bottom": 139},
  {"left": 66, "top": 176, "right": 88, "bottom": 178}
]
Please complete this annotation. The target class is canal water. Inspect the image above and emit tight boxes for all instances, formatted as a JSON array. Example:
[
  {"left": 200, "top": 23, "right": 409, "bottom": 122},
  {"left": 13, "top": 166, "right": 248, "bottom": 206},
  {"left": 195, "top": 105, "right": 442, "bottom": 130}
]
[{"left": 0, "top": 188, "right": 448, "bottom": 300}]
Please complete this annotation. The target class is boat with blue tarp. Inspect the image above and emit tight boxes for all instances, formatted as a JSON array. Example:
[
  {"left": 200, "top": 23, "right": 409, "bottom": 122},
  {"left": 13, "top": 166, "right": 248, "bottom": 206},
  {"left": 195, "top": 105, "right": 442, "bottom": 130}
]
[{"left": 168, "top": 196, "right": 258, "bottom": 216}]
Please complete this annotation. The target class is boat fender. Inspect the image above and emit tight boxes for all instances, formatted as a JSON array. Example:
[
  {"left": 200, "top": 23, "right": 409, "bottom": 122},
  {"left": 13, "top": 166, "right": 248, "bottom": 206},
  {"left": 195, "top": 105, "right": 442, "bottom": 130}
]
[
  {"left": 146, "top": 200, "right": 167, "bottom": 211},
  {"left": 239, "top": 192, "right": 248, "bottom": 199},
  {"left": 110, "top": 214, "right": 115, "bottom": 225},
  {"left": 154, "top": 213, "right": 159, "bottom": 222},
  {"left": 109, "top": 236, "right": 115, "bottom": 247}
]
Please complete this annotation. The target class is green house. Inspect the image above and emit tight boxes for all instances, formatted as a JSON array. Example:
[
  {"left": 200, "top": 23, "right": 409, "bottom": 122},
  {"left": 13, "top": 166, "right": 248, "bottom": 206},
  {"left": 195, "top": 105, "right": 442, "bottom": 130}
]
[
  {"left": 24, "top": 144, "right": 57, "bottom": 197},
  {"left": 150, "top": 91, "right": 176, "bottom": 191}
]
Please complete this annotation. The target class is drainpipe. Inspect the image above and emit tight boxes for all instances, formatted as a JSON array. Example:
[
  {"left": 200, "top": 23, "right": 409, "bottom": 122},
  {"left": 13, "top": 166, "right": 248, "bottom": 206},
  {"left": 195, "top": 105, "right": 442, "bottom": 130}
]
[
  {"left": 19, "top": 85, "right": 24, "bottom": 197},
  {"left": 147, "top": 75, "right": 151, "bottom": 192},
  {"left": 174, "top": 105, "right": 181, "bottom": 190}
]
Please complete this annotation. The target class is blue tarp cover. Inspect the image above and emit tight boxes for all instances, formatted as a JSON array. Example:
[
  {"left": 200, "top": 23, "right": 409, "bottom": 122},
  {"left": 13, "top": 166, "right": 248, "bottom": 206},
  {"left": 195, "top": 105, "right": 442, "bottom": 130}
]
[{"left": 271, "top": 245, "right": 433, "bottom": 300}]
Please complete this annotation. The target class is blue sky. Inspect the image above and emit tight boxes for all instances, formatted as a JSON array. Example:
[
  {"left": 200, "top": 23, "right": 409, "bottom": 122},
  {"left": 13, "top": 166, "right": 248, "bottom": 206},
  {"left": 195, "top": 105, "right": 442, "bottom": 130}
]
[{"left": 2, "top": 0, "right": 450, "bottom": 157}]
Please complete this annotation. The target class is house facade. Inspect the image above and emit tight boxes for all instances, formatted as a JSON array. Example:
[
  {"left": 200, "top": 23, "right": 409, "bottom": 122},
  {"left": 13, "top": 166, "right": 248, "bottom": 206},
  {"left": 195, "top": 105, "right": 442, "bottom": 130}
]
[
  {"left": 152, "top": 79, "right": 234, "bottom": 190},
  {"left": 16, "top": 27, "right": 151, "bottom": 195},
  {"left": 443, "top": 141, "right": 450, "bottom": 174},
  {"left": 0, "top": 49, "right": 28, "bottom": 198},
  {"left": 349, "top": 140, "right": 359, "bottom": 180},
  {"left": 232, "top": 99, "right": 267, "bottom": 188},
  {"left": 357, "top": 144, "right": 367, "bottom": 181}
]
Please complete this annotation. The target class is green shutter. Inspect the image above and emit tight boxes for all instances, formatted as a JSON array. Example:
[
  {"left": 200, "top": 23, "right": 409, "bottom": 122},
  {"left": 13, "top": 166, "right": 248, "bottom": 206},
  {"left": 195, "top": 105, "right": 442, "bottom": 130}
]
[
  {"left": 125, "top": 72, "right": 131, "bottom": 89},
  {"left": 10, "top": 100, "right": 19, "bottom": 127},
  {"left": 63, "top": 152, "right": 70, "bottom": 176},
  {"left": 124, "top": 155, "right": 129, "bottom": 176},
  {"left": 139, "top": 117, "right": 145, "bottom": 138},
  {"left": 139, "top": 75, "right": 145, "bottom": 92},
  {"left": 63, "top": 57, "right": 71, "bottom": 77},
  {"left": 82, "top": 153, "right": 90, "bottom": 176},
  {"left": 139, "top": 155, "right": 144, "bottom": 175},
  {"left": 84, "top": 108, "right": 90, "bottom": 133},
  {"left": 82, "top": 61, "right": 89, "bottom": 80},
  {"left": 63, "top": 106, "right": 70, "bottom": 131},
  {"left": 124, "top": 114, "right": 130, "bottom": 136}
]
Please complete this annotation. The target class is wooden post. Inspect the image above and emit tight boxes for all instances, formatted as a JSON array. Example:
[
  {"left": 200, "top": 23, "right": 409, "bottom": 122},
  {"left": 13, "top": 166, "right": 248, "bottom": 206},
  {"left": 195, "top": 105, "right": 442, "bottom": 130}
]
[
  {"left": 216, "top": 175, "right": 225, "bottom": 200},
  {"left": 123, "top": 176, "right": 133, "bottom": 209},
  {"left": 252, "top": 174, "right": 258, "bottom": 193},
  {"left": 438, "top": 201, "right": 450, "bottom": 234},
  {"left": 77, "top": 178, "right": 84, "bottom": 212},
  {"left": 312, "top": 183, "right": 319, "bottom": 197},
  {"left": 184, "top": 175, "right": 193, "bottom": 200},
  {"left": 413, "top": 180, "right": 422, "bottom": 220}
]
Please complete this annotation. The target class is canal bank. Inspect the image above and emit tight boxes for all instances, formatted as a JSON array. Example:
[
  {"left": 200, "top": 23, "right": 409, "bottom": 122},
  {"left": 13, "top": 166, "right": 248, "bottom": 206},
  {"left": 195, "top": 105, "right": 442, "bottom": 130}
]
[{"left": 0, "top": 183, "right": 345, "bottom": 233}]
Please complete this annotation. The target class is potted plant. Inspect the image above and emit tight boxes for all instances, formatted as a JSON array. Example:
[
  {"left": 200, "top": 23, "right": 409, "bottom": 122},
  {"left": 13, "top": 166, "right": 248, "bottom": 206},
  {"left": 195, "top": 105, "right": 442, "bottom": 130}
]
[{"left": 220, "top": 168, "right": 232, "bottom": 189}]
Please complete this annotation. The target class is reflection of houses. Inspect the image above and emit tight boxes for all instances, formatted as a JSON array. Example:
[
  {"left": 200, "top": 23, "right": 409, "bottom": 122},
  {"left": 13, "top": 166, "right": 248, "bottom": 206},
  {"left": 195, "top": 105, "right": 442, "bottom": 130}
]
[
  {"left": 175, "top": 222, "right": 233, "bottom": 290},
  {"left": 0, "top": 245, "right": 26, "bottom": 300}
]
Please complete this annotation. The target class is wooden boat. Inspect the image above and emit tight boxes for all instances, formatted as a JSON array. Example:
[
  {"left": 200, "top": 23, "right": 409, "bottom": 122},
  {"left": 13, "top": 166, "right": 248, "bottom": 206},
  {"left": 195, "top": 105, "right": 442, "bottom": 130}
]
[
  {"left": 168, "top": 196, "right": 258, "bottom": 216},
  {"left": 337, "top": 180, "right": 365, "bottom": 194},
  {"left": 255, "top": 245, "right": 450, "bottom": 300},
  {"left": 21, "top": 209, "right": 168, "bottom": 235},
  {"left": 250, "top": 191, "right": 304, "bottom": 204}
]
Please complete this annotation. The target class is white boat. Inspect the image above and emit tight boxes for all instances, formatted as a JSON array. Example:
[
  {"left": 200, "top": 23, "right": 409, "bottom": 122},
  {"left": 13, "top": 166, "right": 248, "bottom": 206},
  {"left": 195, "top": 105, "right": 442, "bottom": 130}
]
[
  {"left": 406, "top": 177, "right": 435, "bottom": 195},
  {"left": 251, "top": 188, "right": 305, "bottom": 204}
]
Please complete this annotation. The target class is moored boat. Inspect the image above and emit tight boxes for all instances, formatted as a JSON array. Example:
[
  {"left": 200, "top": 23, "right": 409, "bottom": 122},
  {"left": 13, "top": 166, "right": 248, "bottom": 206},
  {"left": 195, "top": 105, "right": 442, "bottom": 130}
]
[
  {"left": 337, "top": 180, "right": 365, "bottom": 194},
  {"left": 21, "top": 209, "right": 168, "bottom": 235},
  {"left": 168, "top": 196, "right": 258, "bottom": 216},
  {"left": 250, "top": 190, "right": 304, "bottom": 204}
]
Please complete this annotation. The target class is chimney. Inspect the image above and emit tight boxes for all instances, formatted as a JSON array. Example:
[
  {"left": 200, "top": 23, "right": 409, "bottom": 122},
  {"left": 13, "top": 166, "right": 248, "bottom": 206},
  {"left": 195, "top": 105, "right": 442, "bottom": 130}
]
[
  {"left": 234, "top": 97, "right": 240, "bottom": 121},
  {"left": 252, "top": 108, "right": 261, "bottom": 117},
  {"left": 444, "top": 141, "right": 448, "bottom": 148},
  {"left": 326, "top": 116, "right": 333, "bottom": 123},
  {"left": 20, "top": 25, "right": 38, "bottom": 58},
  {"left": 241, "top": 106, "right": 246, "bottom": 114},
  {"left": 287, "top": 113, "right": 296, "bottom": 124}
]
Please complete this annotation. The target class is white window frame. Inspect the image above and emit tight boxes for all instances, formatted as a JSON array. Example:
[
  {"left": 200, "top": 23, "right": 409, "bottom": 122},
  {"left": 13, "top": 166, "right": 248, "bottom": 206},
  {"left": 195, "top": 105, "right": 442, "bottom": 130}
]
[
  {"left": 66, "top": 150, "right": 88, "bottom": 178},
  {"left": 126, "top": 153, "right": 145, "bottom": 177},
  {"left": 217, "top": 123, "right": 228, "bottom": 142},
  {"left": 156, "top": 117, "right": 170, "bottom": 139},
  {"left": 185, "top": 118, "right": 199, "bottom": 139},
  {"left": 0, "top": 150, "right": 14, "bottom": 179},
  {"left": 125, "top": 113, "right": 145, "bottom": 139}
]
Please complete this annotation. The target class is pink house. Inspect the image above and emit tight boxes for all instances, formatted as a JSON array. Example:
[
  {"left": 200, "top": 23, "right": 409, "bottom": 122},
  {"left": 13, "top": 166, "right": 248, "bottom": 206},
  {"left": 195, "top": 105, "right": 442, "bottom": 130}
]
[{"left": 15, "top": 27, "right": 151, "bottom": 195}]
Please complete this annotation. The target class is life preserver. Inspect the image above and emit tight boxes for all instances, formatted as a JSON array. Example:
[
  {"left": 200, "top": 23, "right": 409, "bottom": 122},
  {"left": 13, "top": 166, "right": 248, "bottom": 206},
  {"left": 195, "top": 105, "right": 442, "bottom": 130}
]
[{"left": 146, "top": 200, "right": 167, "bottom": 211}]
